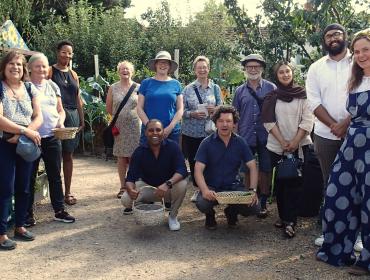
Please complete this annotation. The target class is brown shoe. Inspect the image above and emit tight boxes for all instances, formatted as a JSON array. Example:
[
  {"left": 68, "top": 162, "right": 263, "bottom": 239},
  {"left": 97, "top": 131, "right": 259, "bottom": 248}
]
[{"left": 348, "top": 265, "right": 370, "bottom": 276}]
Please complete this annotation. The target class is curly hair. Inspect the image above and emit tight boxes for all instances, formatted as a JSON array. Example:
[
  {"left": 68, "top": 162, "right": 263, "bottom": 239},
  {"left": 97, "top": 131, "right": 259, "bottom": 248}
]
[
  {"left": 56, "top": 39, "right": 73, "bottom": 51},
  {"left": 211, "top": 105, "right": 240, "bottom": 124},
  {"left": 0, "top": 51, "right": 28, "bottom": 81}
]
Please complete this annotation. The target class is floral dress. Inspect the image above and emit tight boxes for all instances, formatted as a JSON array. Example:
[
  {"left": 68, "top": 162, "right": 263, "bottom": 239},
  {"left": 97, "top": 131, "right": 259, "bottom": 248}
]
[
  {"left": 111, "top": 82, "right": 141, "bottom": 157},
  {"left": 317, "top": 78, "right": 370, "bottom": 271}
]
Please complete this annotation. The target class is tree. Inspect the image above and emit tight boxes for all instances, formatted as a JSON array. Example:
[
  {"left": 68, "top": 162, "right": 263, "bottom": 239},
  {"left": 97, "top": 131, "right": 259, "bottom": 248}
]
[{"left": 224, "top": 0, "right": 370, "bottom": 73}]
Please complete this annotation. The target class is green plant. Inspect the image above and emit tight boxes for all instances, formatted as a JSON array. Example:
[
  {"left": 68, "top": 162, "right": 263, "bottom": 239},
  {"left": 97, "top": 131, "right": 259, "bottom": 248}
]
[{"left": 80, "top": 75, "right": 110, "bottom": 154}]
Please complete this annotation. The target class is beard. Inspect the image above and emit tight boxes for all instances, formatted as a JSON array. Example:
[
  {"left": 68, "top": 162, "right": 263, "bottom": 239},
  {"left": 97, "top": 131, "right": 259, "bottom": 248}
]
[
  {"left": 245, "top": 72, "right": 262, "bottom": 81},
  {"left": 324, "top": 40, "right": 346, "bottom": 56}
]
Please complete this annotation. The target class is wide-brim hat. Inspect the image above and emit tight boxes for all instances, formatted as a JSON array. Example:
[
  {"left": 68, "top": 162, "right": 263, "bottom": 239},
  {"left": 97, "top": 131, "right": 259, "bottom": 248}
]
[
  {"left": 16, "top": 135, "right": 41, "bottom": 162},
  {"left": 241, "top": 54, "right": 266, "bottom": 68},
  {"left": 148, "top": 51, "right": 178, "bottom": 73}
]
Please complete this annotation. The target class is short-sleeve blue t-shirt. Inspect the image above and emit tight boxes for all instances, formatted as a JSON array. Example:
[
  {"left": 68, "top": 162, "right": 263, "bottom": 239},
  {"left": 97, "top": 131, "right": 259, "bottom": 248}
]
[
  {"left": 195, "top": 133, "right": 254, "bottom": 191},
  {"left": 139, "top": 78, "right": 182, "bottom": 132}
]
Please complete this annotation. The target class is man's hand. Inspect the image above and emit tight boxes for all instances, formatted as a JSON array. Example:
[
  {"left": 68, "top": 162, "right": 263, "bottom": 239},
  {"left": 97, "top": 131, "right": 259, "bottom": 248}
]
[
  {"left": 127, "top": 187, "right": 139, "bottom": 200},
  {"left": 6, "top": 134, "right": 20, "bottom": 144},
  {"left": 202, "top": 189, "right": 217, "bottom": 201},
  {"left": 250, "top": 193, "right": 259, "bottom": 206},
  {"left": 330, "top": 120, "right": 349, "bottom": 139},
  {"left": 154, "top": 184, "right": 169, "bottom": 199}
]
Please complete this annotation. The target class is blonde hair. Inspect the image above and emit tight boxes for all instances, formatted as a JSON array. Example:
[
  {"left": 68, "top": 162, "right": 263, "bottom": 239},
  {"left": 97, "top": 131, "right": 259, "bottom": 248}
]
[
  {"left": 117, "top": 60, "right": 135, "bottom": 75},
  {"left": 348, "top": 28, "right": 370, "bottom": 93},
  {"left": 28, "top": 53, "right": 49, "bottom": 71},
  {"left": 192, "top": 56, "right": 210, "bottom": 70}
]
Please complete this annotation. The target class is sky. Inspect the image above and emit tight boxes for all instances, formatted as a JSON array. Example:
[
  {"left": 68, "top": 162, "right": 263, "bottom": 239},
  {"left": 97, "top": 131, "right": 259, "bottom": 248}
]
[{"left": 125, "top": 0, "right": 307, "bottom": 22}]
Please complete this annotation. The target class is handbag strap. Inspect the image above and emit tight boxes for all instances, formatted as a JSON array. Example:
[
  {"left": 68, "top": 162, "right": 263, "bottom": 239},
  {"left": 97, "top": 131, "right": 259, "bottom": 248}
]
[
  {"left": 110, "top": 83, "right": 137, "bottom": 126},
  {"left": 193, "top": 85, "right": 203, "bottom": 104},
  {"left": 249, "top": 89, "right": 263, "bottom": 110}
]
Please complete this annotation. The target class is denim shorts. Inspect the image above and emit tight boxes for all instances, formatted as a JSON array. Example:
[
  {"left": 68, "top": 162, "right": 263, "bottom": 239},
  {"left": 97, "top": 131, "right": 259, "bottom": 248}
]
[{"left": 241, "top": 142, "right": 272, "bottom": 173}]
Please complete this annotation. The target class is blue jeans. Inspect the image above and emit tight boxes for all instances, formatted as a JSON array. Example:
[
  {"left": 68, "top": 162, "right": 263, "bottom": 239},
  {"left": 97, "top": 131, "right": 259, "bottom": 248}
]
[{"left": 0, "top": 140, "right": 33, "bottom": 234}]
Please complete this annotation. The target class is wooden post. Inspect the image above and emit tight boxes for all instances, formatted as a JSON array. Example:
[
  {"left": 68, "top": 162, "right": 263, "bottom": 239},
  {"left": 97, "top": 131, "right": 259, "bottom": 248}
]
[
  {"left": 94, "top": 54, "right": 99, "bottom": 78},
  {"left": 174, "top": 49, "right": 179, "bottom": 79}
]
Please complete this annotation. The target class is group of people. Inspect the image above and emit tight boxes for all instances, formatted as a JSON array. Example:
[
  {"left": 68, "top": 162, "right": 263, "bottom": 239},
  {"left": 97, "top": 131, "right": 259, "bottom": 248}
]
[
  {"left": 0, "top": 22, "right": 369, "bottom": 276},
  {"left": 0, "top": 40, "right": 82, "bottom": 250}
]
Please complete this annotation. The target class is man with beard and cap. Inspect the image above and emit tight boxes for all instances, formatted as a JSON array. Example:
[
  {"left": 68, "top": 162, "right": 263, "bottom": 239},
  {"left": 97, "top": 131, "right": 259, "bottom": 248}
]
[
  {"left": 121, "top": 119, "right": 188, "bottom": 231},
  {"left": 306, "top": 23, "right": 362, "bottom": 251},
  {"left": 232, "top": 54, "right": 276, "bottom": 218}
]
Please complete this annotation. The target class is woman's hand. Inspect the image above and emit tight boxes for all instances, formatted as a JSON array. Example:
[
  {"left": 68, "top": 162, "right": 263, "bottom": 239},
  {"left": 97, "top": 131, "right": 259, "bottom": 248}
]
[
  {"left": 163, "top": 125, "right": 173, "bottom": 138},
  {"left": 286, "top": 140, "right": 299, "bottom": 153},
  {"left": 24, "top": 128, "right": 41, "bottom": 146},
  {"left": 7, "top": 135, "right": 20, "bottom": 144},
  {"left": 191, "top": 111, "right": 207, "bottom": 119},
  {"left": 279, "top": 139, "right": 289, "bottom": 151},
  {"left": 206, "top": 105, "right": 215, "bottom": 116}
]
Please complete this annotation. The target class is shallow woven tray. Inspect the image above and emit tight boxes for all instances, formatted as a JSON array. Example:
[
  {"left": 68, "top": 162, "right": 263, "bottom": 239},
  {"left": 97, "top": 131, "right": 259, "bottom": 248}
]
[
  {"left": 52, "top": 127, "right": 78, "bottom": 140},
  {"left": 215, "top": 191, "right": 254, "bottom": 204}
]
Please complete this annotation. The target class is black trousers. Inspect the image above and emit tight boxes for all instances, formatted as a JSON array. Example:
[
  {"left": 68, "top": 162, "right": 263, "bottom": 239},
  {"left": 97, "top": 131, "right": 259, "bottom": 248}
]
[
  {"left": 181, "top": 134, "right": 205, "bottom": 187},
  {"left": 269, "top": 145, "right": 308, "bottom": 225},
  {"left": 28, "top": 136, "right": 64, "bottom": 214}
]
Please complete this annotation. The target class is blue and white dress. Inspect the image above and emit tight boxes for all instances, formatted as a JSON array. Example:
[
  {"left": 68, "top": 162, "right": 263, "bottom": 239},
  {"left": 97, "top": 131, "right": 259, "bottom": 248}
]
[{"left": 317, "top": 77, "right": 370, "bottom": 270}]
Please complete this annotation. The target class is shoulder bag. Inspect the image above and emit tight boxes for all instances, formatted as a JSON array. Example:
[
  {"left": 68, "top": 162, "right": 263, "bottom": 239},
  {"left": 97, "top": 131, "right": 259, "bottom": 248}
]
[
  {"left": 103, "top": 83, "right": 137, "bottom": 150},
  {"left": 193, "top": 85, "right": 216, "bottom": 134}
]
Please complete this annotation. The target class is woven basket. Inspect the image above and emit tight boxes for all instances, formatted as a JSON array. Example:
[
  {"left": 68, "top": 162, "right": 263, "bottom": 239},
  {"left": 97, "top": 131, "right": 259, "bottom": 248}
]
[
  {"left": 133, "top": 186, "right": 165, "bottom": 226},
  {"left": 215, "top": 191, "right": 254, "bottom": 205},
  {"left": 52, "top": 127, "right": 78, "bottom": 140}
]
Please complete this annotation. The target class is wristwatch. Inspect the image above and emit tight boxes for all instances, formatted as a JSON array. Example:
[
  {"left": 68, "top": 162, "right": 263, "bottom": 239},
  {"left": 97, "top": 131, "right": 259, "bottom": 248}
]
[
  {"left": 249, "top": 188, "right": 257, "bottom": 193},
  {"left": 165, "top": 180, "right": 173, "bottom": 189},
  {"left": 20, "top": 127, "right": 25, "bottom": 135}
]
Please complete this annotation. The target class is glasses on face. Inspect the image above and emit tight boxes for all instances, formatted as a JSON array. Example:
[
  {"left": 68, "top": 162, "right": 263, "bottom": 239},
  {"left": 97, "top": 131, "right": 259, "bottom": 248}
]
[
  {"left": 324, "top": 31, "right": 344, "bottom": 41},
  {"left": 245, "top": 65, "right": 262, "bottom": 71}
]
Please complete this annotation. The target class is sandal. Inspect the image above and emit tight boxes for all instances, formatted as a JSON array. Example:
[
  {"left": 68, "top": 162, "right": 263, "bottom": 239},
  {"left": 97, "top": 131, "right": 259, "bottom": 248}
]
[
  {"left": 274, "top": 219, "right": 284, "bottom": 228},
  {"left": 64, "top": 194, "right": 77, "bottom": 205},
  {"left": 284, "top": 224, "right": 295, "bottom": 238},
  {"left": 116, "top": 188, "right": 125, "bottom": 199}
]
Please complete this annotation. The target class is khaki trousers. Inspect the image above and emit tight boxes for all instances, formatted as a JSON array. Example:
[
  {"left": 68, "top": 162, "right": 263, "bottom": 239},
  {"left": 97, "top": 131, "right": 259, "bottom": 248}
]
[{"left": 121, "top": 179, "right": 187, "bottom": 217}]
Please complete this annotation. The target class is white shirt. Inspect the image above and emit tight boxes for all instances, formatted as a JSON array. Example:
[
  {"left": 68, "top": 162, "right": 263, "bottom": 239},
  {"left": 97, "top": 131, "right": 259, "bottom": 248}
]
[{"left": 306, "top": 51, "right": 352, "bottom": 140}]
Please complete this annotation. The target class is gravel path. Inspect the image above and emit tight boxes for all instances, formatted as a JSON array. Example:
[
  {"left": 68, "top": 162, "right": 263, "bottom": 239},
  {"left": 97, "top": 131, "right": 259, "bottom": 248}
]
[{"left": 2, "top": 156, "right": 366, "bottom": 279}]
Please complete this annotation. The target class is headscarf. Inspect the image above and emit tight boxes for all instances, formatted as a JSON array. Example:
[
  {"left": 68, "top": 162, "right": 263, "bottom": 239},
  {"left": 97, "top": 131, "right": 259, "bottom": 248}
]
[{"left": 261, "top": 81, "right": 306, "bottom": 123}]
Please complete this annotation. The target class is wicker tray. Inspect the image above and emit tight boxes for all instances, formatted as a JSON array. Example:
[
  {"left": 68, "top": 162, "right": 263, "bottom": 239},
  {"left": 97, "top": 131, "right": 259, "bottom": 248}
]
[
  {"left": 133, "top": 186, "right": 165, "bottom": 226},
  {"left": 52, "top": 127, "right": 79, "bottom": 140},
  {"left": 215, "top": 191, "right": 254, "bottom": 204}
]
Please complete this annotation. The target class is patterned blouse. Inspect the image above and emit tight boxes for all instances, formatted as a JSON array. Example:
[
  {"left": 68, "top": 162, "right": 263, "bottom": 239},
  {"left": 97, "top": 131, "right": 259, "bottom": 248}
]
[
  {"left": 182, "top": 79, "right": 222, "bottom": 138},
  {"left": 1, "top": 81, "right": 37, "bottom": 126}
]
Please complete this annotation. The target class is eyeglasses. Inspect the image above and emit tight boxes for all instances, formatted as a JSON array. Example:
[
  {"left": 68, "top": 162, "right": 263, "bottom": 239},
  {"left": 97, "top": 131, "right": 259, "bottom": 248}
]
[
  {"left": 245, "top": 65, "right": 262, "bottom": 70},
  {"left": 324, "top": 31, "right": 344, "bottom": 41}
]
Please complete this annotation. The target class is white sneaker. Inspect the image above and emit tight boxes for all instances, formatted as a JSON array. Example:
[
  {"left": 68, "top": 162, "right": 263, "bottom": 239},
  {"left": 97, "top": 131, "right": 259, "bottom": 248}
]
[
  {"left": 315, "top": 234, "right": 324, "bottom": 247},
  {"left": 168, "top": 216, "right": 180, "bottom": 231},
  {"left": 190, "top": 190, "right": 199, "bottom": 202},
  {"left": 354, "top": 235, "right": 363, "bottom": 252}
]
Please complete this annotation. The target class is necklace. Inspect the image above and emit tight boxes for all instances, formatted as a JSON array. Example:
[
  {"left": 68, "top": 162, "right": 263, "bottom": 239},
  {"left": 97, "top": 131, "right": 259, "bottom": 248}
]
[
  {"left": 4, "top": 81, "right": 22, "bottom": 100},
  {"left": 62, "top": 71, "right": 69, "bottom": 84}
]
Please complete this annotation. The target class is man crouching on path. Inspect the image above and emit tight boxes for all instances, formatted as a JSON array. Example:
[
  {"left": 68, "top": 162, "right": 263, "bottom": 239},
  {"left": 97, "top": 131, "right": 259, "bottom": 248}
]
[
  {"left": 121, "top": 119, "right": 188, "bottom": 231},
  {"left": 194, "top": 105, "right": 260, "bottom": 229}
]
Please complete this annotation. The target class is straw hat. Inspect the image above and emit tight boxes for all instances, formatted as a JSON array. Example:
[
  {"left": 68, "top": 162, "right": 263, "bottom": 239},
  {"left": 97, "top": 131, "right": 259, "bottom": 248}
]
[{"left": 148, "top": 51, "right": 178, "bottom": 73}]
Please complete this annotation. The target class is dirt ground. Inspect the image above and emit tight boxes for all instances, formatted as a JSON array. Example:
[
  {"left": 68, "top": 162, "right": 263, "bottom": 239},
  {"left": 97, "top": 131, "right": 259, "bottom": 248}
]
[{"left": 2, "top": 156, "right": 367, "bottom": 280}]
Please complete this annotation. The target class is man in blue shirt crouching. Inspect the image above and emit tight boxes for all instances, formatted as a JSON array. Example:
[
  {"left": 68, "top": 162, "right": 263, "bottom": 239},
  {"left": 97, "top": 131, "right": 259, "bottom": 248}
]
[
  {"left": 121, "top": 119, "right": 188, "bottom": 231},
  {"left": 194, "top": 105, "right": 260, "bottom": 229}
]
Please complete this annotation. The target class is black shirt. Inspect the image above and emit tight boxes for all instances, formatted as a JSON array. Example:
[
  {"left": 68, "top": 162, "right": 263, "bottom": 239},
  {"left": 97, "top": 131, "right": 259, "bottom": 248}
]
[{"left": 51, "top": 66, "right": 79, "bottom": 109}]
